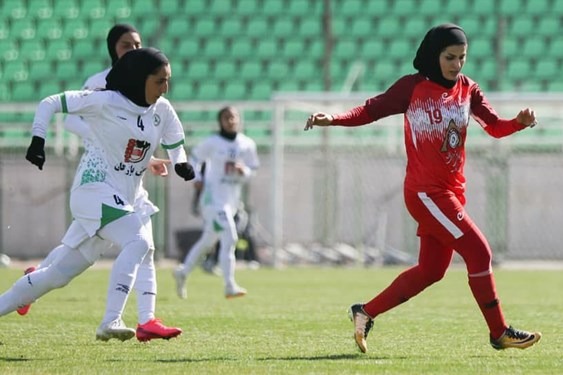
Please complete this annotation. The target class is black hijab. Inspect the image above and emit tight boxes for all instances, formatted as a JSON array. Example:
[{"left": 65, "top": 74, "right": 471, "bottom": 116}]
[
  {"left": 107, "top": 24, "right": 138, "bottom": 66},
  {"left": 217, "top": 106, "right": 238, "bottom": 141},
  {"left": 106, "top": 47, "right": 169, "bottom": 107},
  {"left": 413, "top": 24, "right": 467, "bottom": 89}
]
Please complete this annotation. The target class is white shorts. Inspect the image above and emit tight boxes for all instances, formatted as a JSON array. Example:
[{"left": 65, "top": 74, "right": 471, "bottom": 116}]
[{"left": 69, "top": 182, "right": 134, "bottom": 237}]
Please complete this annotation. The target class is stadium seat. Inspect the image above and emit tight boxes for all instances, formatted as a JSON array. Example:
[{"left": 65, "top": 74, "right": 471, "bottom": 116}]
[
  {"left": 201, "top": 37, "right": 227, "bottom": 59},
  {"left": 193, "top": 17, "right": 216, "bottom": 38},
  {"left": 499, "top": 0, "right": 524, "bottom": 16},
  {"left": 443, "top": 1, "right": 467, "bottom": 15},
  {"left": 219, "top": 18, "right": 243, "bottom": 37},
  {"left": 73, "top": 39, "right": 102, "bottom": 61},
  {"left": 505, "top": 60, "right": 531, "bottom": 81},
  {"left": 255, "top": 39, "right": 278, "bottom": 59},
  {"left": 45, "top": 39, "right": 72, "bottom": 61},
  {"left": 523, "top": 0, "right": 549, "bottom": 16},
  {"left": 55, "top": 61, "right": 79, "bottom": 81},
  {"left": 186, "top": 60, "right": 210, "bottom": 79},
  {"left": 292, "top": 60, "right": 316, "bottom": 80},
  {"left": 28, "top": 0, "right": 52, "bottom": 19},
  {"left": 403, "top": 18, "right": 427, "bottom": 40},
  {"left": 239, "top": 61, "right": 263, "bottom": 80},
  {"left": 63, "top": 19, "right": 89, "bottom": 40},
  {"left": 169, "top": 81, "right": 191, "bottom": 100},
  {"left": 365, "top": 0, "right": 389, "bottom": 14},
  {"left": 334, "top": 39, "right": 360, "bottom": 60},
  {"left": 534, "top": 60, "right": 558, "bottom": 80},
  {"left": 373, "top": 60, "right": 397, "bottom": 78},
  {"left": 471, "top": 0, "right": 495, "bottom": 16},
  {"left": 245, "top": 18, "right": 269, "bottom": 39},
  {"left": 0, "top": 40, "right": 18, "bottom": 61},
  {"left": 36, "top": 19, "right": 64, "bottom": 40},
  {"left": 89, "top": 19, "right": 114, "bottom": 40},
  {"left": 390, "top": 0, "right": 418, "bottom": 16},
  {"left": 1, "top": 0, "right": 27, "bottom": 19},
  {"left": 28, "top": 60, "right": 53, "bottom": 81},
  {"left": 375, "top": 18, "right": 401, "bottom": 39},
  {"left": 522, "top": 36, "right": 547, "bottom": 59},
  {"left": 233, "top": 0, "right": 259, "bottom": 16},
  {"left": 208, "top": 0, "right": 235, "bottom": 15},
  {"left": 157, "top": 0, "right": 183, "bottom": 16},
  {"left": 272, "top": 18, "right": 295, "bottom": 38},
  {"left": 212, "top": 60, "right": 237, "bottom": 80},
  {"left": 349, "top": 17, "right": 371, "bottom": 39},
  {"left": 469, "top": 37, "right": 493, "bottom": 59},
  {"left": 52, "top": 0, "right": 79, "bottom": 19},
  {"left": 3, "top": 61, "right": 28, "bottom": 81},
  {"left": 261, "top": 0, "right": 285, "bottom": 16},
  {"left": 265, "top": 60, "right": 290, "bottom": 81},
  {"left": 508, "top": 18, "right": 535, "bottom": 38},
  {"left": 80, "top": 60, "right": 105, "bottom": 78},
  {"left": 418, "top": 0, "right": 442, "bottom": 16},
  {"left": 388, "top": 40, "right": 411, "bottom": 60},
  {"left": 166, "top": 18, "right": 191, "bottom": 39},
  {"left": 19, "top": 40, "right": 46, "bottom": 62},
  {"left": 282, "top": 39, "right": 306, "bottom": 59},
  {"left": 335, "top": 0, "right": 364, "bottom": 17},
  {"left": 548, "top": 37, "right": 563, "bottom": 58},
  {"left": 174, "top": 38, "right": 200, "bottom": 57},
  {"left": 106, "top": 0, "right": 131, "bottom": 19},
  {"left": 536, "top": 16, "right": 560, "bottom": 37},
  {"left": 223, "top": 80, "right": 247, "bottom": 100},
  {"left": 79, "top": 0, "right": 106, "bottom": 19},
  {"left": 309, "top": 40, "right": 324, "bottom": 58},
  {"left": 11, "top": 81, "right": 35, "bottom": 102},
  {"left": 299, "top": 19, "right": 322, "bottom": 38},
  {"left": 10, "top": 19, "right": 36, "bottom": 40},
  {"left": 38, "top": 80, "right": 62, "bottom": 98},
  {"left": 138, "top": 18, "right": 161, "bottom": 36},
  {"left": 130, "top": 0, "right": 154, "bottom": 17},
  {"left": 183, "top": 0, "right": 207, "bottom": 15},
  {"left": 229, "top": 39, "right": 253, "bottom": 60},
  {"left": 195, "top": 80, "right": 221, "bottom": 100},
  {"left": 554, "top": 0, "right": 563, "bottom": 15}
]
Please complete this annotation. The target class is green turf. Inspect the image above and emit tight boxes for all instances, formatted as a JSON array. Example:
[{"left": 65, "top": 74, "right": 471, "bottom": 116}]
[{"left": 0, "top": 266, "right": 561, "bottom": 374}]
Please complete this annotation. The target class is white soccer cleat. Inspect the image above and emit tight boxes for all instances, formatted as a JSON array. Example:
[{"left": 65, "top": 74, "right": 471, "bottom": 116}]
[
  {"left": 173, "top": 267, "right": 187, "bottom": 299},
  {"left": 225, "top": 285, "right": 247, "bottom": 299},
  {"left": 95, "top": 319, "right": 136, "bottom": 342}
]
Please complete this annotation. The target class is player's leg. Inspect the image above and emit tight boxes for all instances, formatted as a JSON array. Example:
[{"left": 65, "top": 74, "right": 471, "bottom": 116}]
[
  {"left": 0, "top": 243, "right": 93, "bottom": 316},
  {"left": 216, "top": 208, "right": 245, "bottom": 298},
  {"left": 349, "top": 235, "right": 453, "bottom": 353},
  {"left": 453, "top": 225, "right": 541, "bottom": 350},
  {"left": 95, "top": 213, "right": 150, "bottom": 341},
  {"left": 174, "top": 210, "right": 220, "bottom": 299},
  {"left": 133, "top": 217, "right": 182, "bottom": 341}
]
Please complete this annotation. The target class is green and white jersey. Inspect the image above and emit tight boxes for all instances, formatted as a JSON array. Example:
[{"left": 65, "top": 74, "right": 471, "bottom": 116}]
[
  {"left": 33, "top": 90, "right": 186, "bottom": 206},
  {"left": 192, "top": 133, "right": 259, "bottom": 211}
]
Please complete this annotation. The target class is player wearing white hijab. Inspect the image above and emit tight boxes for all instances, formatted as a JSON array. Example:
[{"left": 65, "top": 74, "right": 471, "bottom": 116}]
[
  {"left": 0, "top": 48, "right": 195, "bottom": 342},
  {"left": 174, "top": 106, "right": 259, "bottom": 299},
  {"left": 15, "top": 25, "right": 181, "bottom": 342}
]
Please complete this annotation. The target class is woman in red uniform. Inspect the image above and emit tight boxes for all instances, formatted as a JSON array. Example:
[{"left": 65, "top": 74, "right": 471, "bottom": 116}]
[{"left": 305, "top": 24, "right": 540, "bottom": 353}]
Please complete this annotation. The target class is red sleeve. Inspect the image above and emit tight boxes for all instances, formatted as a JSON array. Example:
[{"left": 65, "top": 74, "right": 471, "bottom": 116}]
[
  {"left": 332, "top": 106, "right": 373, "bottom": 126},
  {"left": 331, "top": 74, "right": 422, "bottom": 127},
  {"left": 470, "top": 85, "right": 526, "bottom": 138}
]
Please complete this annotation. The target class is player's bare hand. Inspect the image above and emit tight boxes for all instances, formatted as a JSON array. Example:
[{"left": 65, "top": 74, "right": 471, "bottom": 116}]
[
  {"left": 516, "top": 108, "right": 537, "bottom": 128},
  {"left": 304, "top": 112, "right": 333, "bottom": 131},
  {"left": 149, "top": 157, "right": 171, "bottom": 176}
]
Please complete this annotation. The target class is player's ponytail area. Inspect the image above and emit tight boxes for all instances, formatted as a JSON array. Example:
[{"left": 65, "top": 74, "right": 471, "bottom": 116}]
[{"left": 0, "top": 263, "right": 559, "bottom": 374}]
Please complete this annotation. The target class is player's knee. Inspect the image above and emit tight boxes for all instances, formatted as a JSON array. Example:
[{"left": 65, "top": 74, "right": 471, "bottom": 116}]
[
  {"left": 48, "top": 266, "right": 74, "bottom": 289},
  {"left": 421, "top": 267, "right": 447, "bottom": 285}
]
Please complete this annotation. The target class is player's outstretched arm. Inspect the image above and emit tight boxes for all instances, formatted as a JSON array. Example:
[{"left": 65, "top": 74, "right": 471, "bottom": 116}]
[{"left": 304, "top": 112, "right": 334, "bottom": 131}]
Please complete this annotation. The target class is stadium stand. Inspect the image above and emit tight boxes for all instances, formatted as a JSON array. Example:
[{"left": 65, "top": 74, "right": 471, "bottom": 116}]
[{"left": 0, "top": 0, "right": 562, "bottom": 146}]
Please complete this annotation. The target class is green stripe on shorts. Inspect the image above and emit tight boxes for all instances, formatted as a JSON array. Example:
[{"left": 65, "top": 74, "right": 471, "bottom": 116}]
[{"left": 101, "top": 204, "right": 131, "bottom": 228}]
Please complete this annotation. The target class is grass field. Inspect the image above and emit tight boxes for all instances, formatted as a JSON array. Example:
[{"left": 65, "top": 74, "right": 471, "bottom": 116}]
[{"left": 0, "top": 265, "right": 561, "bottom": 374}]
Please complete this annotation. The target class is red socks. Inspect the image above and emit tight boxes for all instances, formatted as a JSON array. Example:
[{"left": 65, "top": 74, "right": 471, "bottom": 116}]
[{"left": 468, "top": 273, "right": 507, "bottom": 339}]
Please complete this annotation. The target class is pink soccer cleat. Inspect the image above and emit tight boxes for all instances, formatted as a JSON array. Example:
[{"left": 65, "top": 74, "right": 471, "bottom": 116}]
[
  {"left": 16, "top": 266, "right": 37, "bottom": 316},
  {"left": 136, "top": 318, "right": 182, "bottom": 342}
]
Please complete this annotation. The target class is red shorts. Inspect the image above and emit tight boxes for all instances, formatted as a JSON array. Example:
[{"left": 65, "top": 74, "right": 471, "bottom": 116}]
[{"left": 404, "top": 188, "right": 477, "bottom": 245}]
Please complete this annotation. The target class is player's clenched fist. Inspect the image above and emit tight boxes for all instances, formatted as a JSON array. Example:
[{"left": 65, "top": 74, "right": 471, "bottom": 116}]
[{"left": 304, "top": 112, "right": 333, "bottom": 131}]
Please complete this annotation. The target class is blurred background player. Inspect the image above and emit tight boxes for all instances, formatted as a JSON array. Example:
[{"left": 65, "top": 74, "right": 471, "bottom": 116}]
[
  {"left": 174, "top": 106, "right": 259, "bottom": 299},
  {"left": 17, "top": 24, "right": 181, "bottom": 342},
  {"left": 305, "top": 24, "right": 541, "bottom": 353}
]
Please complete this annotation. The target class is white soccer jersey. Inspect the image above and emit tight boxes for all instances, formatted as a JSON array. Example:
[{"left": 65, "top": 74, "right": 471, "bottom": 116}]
[
  {"left": 33, "top": 90, "right": 186, "bottom": 206},
  {"left": 64, "top": 67, "right": 158, "bottom": 217},
  {"left": 191, "top": 133, "right": 259, "bottom": 211}
]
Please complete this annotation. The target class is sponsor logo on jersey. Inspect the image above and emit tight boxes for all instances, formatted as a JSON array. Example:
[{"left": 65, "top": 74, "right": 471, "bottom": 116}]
[
  {"left": 124, "top": 139, "right": 151, "bottom": 163},
  {"left": 154, "top": 114, "right": 161, "bottom": 126}
]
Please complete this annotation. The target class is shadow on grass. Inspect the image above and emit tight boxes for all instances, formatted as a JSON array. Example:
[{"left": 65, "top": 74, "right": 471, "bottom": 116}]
[
  {"left": 147, "top": 353, "right": 403, "bottom": 363},
  {"left": 0, "top": 357, "right": 33, "bottom": 362}
]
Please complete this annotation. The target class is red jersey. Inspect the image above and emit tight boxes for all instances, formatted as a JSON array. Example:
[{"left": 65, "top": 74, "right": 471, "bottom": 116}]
[{"left": 332, "top": 73, "right": 526, "bottom": 199}]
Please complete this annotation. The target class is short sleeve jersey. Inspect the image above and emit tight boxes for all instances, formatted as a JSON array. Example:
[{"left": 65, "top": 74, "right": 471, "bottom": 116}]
[
  {"left": 61, "top": 90, "right": 185, "bottom": 204},
  {"left": 363, "top": 73, "right": 521, "bottom": 198},
  {"left": 191, "top": 133, "right": 259, "bottom": 210}
]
